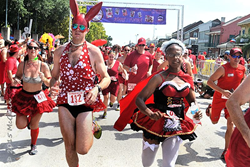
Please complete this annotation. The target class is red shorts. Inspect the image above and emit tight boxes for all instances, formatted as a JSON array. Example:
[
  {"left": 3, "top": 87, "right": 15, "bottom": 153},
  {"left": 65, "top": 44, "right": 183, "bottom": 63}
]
[
  {"left": 102, "top": 81, "right": 119, "bottom": 96},
  {"left": 211, "top": 97, "right": 229, "bottom": 122}
]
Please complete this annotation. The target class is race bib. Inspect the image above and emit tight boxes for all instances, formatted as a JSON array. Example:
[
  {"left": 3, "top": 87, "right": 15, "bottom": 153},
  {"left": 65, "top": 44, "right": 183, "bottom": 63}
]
[
  {"left": 67, "top": 91, "right": 85, "bottom": 106},
  {"left": 128, "top": 83, "right": 136, "bottom": 91},
  {"left": 163, "top": 110, "right": 182, "bottom": 132},
  {"left": 34, "top": 91, "right": 47, "bottom": 103}
]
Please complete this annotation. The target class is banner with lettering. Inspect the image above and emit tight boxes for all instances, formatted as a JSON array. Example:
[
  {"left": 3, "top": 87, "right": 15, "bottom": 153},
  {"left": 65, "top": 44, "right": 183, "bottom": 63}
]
[{"left": 87, "top": 6, "right": 166, "bottom": 25}]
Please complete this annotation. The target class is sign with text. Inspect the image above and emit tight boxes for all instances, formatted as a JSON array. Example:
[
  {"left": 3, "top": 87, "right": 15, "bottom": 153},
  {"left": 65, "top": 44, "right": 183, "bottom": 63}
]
[{"left": 87, "top": 6, "right": 166, "bottom": 25}]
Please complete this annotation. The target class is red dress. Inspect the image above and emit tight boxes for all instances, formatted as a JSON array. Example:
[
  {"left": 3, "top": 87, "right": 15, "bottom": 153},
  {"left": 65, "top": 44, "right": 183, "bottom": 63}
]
[
  {"left": 102, "top": 60, "right": 120, "bottom": 96},
  {"left": 115, "top": 70, "right": 197, "bottom": 142},
  {"left": 57, "top": 42, "right": 105, "bottom": 112}
]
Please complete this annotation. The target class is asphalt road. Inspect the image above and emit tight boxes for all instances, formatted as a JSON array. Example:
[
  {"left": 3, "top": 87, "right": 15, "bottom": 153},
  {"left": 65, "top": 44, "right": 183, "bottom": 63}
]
[{"left": 0, "top": 93, "right": 247, "bottom": 167}]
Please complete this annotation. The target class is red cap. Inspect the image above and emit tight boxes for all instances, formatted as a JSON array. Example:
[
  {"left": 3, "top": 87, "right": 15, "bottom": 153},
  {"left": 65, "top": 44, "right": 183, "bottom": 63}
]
[
  {"left": 188, "top": 49, "right": 192, "bottom": 55},
  {"left": 230, "top": 48, "right": 242, "bottom": 55},
  {"left": 145, "top": 46, "right": 149, "bottom": 50},
  {"left": 203, "top": 51, "right": 207, "bottom": 55},
  {"left": 137, "top": 37, "right": 146, "bottom": 45},
  {"left": 149, "top": 43, "right": 155, "bottom": 48},
  {"left": 9, "top": 44, "right": 21, "bottom": 53}
]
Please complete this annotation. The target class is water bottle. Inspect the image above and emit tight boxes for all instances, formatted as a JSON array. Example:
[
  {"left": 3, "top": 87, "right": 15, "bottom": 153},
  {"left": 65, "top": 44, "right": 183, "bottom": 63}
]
[
  {"left": 134, "top": 64, "right": 138, "bottom": 75},
  {"left": 190, "top": 102, "right": 200, "bottom": 124}
]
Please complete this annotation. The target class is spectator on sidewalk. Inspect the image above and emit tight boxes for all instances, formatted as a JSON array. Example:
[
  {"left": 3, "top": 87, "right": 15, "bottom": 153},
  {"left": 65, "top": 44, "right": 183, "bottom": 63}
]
[{"left": 194, "top": 79, "right": 214, "bottom": 99}]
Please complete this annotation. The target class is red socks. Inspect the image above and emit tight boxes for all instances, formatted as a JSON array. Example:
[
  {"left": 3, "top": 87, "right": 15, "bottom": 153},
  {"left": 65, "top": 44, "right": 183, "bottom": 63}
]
[{"left": 31, "top": 128, "right": 39, "bottom": 145}]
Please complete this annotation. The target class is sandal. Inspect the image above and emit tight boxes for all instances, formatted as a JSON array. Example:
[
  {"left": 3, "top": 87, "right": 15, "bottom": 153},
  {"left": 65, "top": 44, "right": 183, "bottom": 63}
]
[{"left": 206, "top": 104, "right": 212, "bottom": 117}]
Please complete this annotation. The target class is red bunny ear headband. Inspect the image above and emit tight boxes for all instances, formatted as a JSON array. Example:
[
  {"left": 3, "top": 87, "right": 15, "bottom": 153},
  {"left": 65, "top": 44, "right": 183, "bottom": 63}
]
[{"left": 70, "top": 0, "right": 102, "bottom": 32}]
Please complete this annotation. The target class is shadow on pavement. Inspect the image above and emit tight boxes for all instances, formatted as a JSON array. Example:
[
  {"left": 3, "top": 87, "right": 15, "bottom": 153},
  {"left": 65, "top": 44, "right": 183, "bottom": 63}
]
[
  {"left": 175, "top": 142, "right": 225, "bottom": 165},
  {"left": 0, "top": 137, "right": 63, "bottom": 164}
]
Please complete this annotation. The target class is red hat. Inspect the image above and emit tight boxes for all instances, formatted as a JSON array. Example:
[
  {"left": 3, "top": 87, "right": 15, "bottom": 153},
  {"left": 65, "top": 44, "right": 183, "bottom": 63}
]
[
  {"left": 188, "top": 49, "right": 192, "bottom": 55},
  {"left": 9, "top": 44, "right": 21, "bottom": 53},
  {"left": 203, "top": 51, "right": 207, "bottom": 55},
  {"left": 70, "top": 0, "right": 102, "bottom": 32},
  {"left": 230, "top": 48, "right": 242, "bottom": 55},
  {"left": 149, "top": 43, "right": 155, "bottom": 48},
  {"left": 145, "top": 46, "right": 149, "bottom": 50},
  {"left": 137, "top": 37, "right": 146, "bottom": 45}
]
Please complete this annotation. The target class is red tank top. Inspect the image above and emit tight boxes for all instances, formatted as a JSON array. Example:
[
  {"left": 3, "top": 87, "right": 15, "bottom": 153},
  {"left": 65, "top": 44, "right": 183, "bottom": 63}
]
[
  {"left": 107, "top": 60, "right": 119, "bottom": 80},
  {"left": 214, "top": 63, "right": 245, "bottom": 98},
  {"left": 57, "top": 42, "right": 103, "bottom": 109}
]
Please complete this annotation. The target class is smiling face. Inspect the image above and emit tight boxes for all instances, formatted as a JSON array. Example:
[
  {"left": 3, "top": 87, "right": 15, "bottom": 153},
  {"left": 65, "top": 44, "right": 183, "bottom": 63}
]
[
  {"left": 165, "top": 44, "right": 183, "bottom": 69},
  {"left": 27, "top": 42, "right": 39, "bottom": 59}
]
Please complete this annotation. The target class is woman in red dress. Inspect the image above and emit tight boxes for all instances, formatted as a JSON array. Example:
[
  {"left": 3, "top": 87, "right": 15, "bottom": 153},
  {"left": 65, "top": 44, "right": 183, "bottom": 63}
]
[
  {"left": 11, "top": 41, "right": 55, "bottom": 155},
  {"left": 115, "top": 39, "right": 202, "bottom": 167},
  {"left": 102, "top": 50, "right": 127, "bottom": 118}
]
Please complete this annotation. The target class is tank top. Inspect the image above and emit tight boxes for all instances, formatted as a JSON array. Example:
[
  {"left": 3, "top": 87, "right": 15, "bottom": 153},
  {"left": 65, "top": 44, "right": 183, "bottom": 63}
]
[
  {"left": 106, "top": 60, "right": 119, "bottom": 81},
  {"left": 57, "top": 42, "right": 97, "bottom": 105},
  {"left": 217, "top": 63, "right": 245, "bottom": 91}
]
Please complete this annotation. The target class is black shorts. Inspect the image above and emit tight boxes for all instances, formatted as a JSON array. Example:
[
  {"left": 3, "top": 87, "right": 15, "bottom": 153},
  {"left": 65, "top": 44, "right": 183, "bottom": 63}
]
[{"left": 58, "top": 104, "right": 92, "bottom": 118}]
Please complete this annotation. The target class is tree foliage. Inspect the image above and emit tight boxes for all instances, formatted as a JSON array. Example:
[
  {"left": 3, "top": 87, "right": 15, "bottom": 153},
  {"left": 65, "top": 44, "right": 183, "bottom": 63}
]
[{"left": 0, "top": 0, "right": 110, "bottom": 43}]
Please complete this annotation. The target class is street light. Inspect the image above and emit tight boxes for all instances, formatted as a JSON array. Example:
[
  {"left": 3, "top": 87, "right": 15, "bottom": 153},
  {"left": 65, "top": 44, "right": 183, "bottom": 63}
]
[{"left": 135, "top": 34, "right": 139, "bottom": 43}]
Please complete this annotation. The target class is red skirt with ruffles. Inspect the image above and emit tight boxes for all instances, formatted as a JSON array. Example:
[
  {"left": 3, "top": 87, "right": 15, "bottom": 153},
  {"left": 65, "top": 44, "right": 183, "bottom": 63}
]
[
  {"left": 4, "top": 83, "right": 22, "bottom": 100},
  {"left": 12, "top": 89, "right": 56, "bottom": 117},
  {"left": 131, "top": 104, "right": 197, "bottom": 142}
]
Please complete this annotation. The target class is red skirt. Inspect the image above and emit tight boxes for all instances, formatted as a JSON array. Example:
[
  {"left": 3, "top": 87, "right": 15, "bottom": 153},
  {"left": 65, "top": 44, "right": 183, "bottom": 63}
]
[
  {"left": 12, "top": 89, "right": 56, "bottom": 117},
  {"left": 131, "top": 104, "right": 197, "bottom": 142},
  {"left": 4, "top": 83, "right": 22, "bottom": 100}
]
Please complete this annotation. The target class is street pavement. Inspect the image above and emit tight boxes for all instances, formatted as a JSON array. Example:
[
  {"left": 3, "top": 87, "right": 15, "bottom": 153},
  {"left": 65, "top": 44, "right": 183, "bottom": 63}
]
[{"left": 0, "top": 93, "right": 248, "bottom": 167}]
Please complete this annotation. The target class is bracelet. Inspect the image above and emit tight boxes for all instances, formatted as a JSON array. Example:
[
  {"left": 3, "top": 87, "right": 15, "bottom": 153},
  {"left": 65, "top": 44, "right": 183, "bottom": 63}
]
[
  {"left": 129, "top": 68, "right": 132, "bottom": 72},
  {"left": 96, "top": 84, "right": 102, "bottom": 93}
]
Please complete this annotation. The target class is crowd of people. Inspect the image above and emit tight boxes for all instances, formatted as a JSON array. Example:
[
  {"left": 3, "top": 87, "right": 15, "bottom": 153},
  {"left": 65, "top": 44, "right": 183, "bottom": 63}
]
[{"left": 0, "top": 0, "right": 250, "bottom": 166}]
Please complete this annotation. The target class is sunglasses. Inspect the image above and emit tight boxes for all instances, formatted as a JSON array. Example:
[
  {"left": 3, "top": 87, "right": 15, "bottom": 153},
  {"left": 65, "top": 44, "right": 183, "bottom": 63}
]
[
  {"left": 27, "top": 45, "right": 39, "bottom": 50},
  {"left": 231, "top": 55, "right": 242, "bottom": 58},
  {"left": 125, "top": 49, "right": 130, "bottom": 52},
  {"left": 138, "top": 44, "right": 145, "bottom": 47},
  {"left": 167, "top": 53, "right": 182, "bottom": 58},
  {"left": 72, "top": 24, "right": 86, "bottom": 32}
]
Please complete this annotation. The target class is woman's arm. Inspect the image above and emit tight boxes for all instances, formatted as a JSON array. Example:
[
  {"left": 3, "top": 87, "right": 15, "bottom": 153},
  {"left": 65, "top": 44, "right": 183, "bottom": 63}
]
[{"left": 136, "top": 74, "right": 163, "bottom": 120}]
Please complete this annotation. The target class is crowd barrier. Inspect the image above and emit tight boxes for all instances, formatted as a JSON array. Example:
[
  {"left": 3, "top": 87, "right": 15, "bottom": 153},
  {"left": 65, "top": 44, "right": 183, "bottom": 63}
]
[{"left": 196, "top": 60, "right": 250, "bottom": 80}]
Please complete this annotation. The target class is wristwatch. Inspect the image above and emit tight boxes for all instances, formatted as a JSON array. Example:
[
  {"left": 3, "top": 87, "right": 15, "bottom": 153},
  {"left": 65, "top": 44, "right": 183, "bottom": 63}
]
[{"left": 96, "top": 84, "right": 102, "bottom": 93}]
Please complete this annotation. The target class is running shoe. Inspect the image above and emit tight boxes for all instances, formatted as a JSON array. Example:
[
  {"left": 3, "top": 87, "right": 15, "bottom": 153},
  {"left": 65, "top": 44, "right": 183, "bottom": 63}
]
[
  {"left": 220, "top": 149, "right": 227, "bottom": 160},
  {"left": 109, "top": 102, "right": 113, "bottom": 107},
  {"left": 93, "top": 117, "right": 102, "bottom": 139},
  {"left": 102, "top": 112, "right": 107, "bottom": 119},
  {"left": 29, "top": 144, "right": 38, "bottom": 155},
  {"left": 116, "top": 104, "right": 120, "bottom": 111}
]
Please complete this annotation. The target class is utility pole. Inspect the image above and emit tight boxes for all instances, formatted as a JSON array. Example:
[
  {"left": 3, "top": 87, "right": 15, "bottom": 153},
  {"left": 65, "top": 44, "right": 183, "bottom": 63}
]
[{"left": 5, "top": 0, "right": 8, "bottom": 27}]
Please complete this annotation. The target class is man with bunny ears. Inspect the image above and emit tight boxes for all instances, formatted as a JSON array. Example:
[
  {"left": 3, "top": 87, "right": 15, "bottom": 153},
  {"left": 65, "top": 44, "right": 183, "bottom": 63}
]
[{"left": 50, "top": 1, "right": 110, "bottom": 166}]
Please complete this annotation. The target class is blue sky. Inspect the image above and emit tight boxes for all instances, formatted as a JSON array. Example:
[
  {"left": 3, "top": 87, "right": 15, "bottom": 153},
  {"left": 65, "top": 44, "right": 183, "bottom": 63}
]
[{"left": 100, "top": 0, "right": 250, "bottom": 46}]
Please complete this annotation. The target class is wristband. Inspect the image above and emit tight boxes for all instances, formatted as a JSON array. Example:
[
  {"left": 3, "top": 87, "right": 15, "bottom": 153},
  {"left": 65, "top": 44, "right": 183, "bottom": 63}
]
[
  {"left": 96, "top": 84, "right": 102, "bottom": 93},
  {"left": 129, "top": 68, "right": 132, "bottom": 72}
]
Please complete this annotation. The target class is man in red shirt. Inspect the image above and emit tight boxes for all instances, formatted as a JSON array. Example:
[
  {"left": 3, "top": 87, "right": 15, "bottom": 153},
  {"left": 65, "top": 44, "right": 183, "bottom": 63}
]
[
  {"left": 148, "top": 43, "right": 155, "bottom": 59},
  {"left": 4, "top": 44, "right": 21, "bottom": 116},
  {"left": 207, "top": 47, "right": 245, "bottom": 160},
  {"left": 123, "top": 37, "right": 153, "bottom": 93}
]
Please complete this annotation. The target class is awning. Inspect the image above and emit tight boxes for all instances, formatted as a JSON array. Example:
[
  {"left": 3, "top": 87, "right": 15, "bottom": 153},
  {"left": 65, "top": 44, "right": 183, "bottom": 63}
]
[
  {"left": 205, "top": 31, "right": 221, "bottom": 35},
  {"left": 216, "top": 42, "right": 234, "bottom": 49}
]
